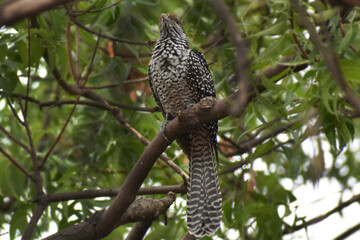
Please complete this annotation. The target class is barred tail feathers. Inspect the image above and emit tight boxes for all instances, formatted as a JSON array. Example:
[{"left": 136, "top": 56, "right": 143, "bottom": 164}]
[{"left": 187, "top": 129, "right": 222, "bottom": 237}]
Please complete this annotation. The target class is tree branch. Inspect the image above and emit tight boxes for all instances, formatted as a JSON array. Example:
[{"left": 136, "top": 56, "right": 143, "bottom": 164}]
[
  {"left": 334, "top": 222, "right": 360, "bottom": 240},
  {"left": 44, "top": 192, "right": 176, "bottom": 240},
  {"left": 283, "top": 193, "right": 360, "bottom": 234},
  {"left": 22, "top": 204, "right": 47, "bottom": 240},
  {"left": 64, "top": 5, "right": 153, "bottom": 47},
  {"left": 41, "top": 184, "right": 186, "bottom": 203},
  {"left": 0, "top": 125, "right": 31, "bottom": 154},
  {"left": 210, "top": 0, "right": 249, "bottom": 113},
  {"left": 125, "top": 220, "right": 153, "bottom": 240},
  {"left": 72, "top": 1, "right": 123, "bottom": 16},
  {"left": 0, "top": 0, "right": 73, "bottom": 27},
  {"left": 38, "top": 99, "right": 158, "bottom": 113},
  {"left": 0, "top": 147, "right": 35, "bottom": 182}
]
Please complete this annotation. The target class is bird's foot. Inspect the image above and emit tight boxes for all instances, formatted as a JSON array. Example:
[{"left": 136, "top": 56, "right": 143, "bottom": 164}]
[{"left": 160, "top": 120, "right": 171, "bottom": 142}]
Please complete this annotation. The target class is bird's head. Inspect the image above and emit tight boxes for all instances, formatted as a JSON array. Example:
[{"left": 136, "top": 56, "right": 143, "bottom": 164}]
[{"left": 159, "top": 13, "right": 187, "bottom": 42}]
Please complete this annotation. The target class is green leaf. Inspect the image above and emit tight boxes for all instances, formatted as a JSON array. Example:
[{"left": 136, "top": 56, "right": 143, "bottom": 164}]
[
  {"left": 0, "top": 72, "right": 19, "bottom": 94},
  {"left": 311, "top": 8, "right": 338, "bottom": 23},
  {"left": 0, "top": 44, "right": 7, "bottom": 62},
  {"left": 340, "top": 59, "right": 360, "bottom": 83},
  {"left": 125, "top": 43, "right": 140, "bottom": 62},
  {"left": 255, "top": 34, "right": 288, "bottom": 64},
  {"left": 252, "top": 140, "right": 275, "bottom": 159},
  {"left": 15, "top": 40, "right": 28, "bottom": 67},
  {"left": 338, "top": 24, "right": 358, "bottom": 51},
  {"left": 249, "top": 22, "right": 286, "bottom": 38}
]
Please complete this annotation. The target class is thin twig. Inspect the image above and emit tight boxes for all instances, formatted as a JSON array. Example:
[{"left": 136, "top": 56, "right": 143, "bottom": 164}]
[
  {"left": 66, "top": 21, "right": 78, "bottom": 81},
  {"left": 290, "top": 11, "right": 309, "bottom": 58},
  {"left": 4, "top": 95, "right": 25, "bottom": 126},
  {"left": 210, "top": 0, "right": 249, "bottom": 114},
  {"left": 123, "top": 76, "right": 149, "bottom": 84},
  {"left": 24, "top": 18, "right": 31, "bottom": 117},
  {"left": 192, "top": 0, "right": 206, "bottom": 41},
  {"left": 337, "top": 10, "right": 360, "bottom": 57},
  {"left": 39, "top": 99, "right": 158, "bottom": 112},
  {"left": 73, "top": 1, "right": 123, "bottom": 16},
  {"left": 65, "top": 4, "right": 153, "bottom": 46},
  {"left": 0, "top": 147, "right": 35, "bottom": 182},
  {"left": 334, "top": 222, "right": 360, "bottom": 240},
  {"left": 283, "top": 193, "right": 360, "bottom": 234},
  {"left": 0, "top": 125, "right": 31, "bottom": 153}
]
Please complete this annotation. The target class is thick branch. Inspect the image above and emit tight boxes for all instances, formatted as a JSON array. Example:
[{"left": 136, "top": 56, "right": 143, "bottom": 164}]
[
  {"left": 44, "top": 192, "right": 176, "bottom": 240},
  {"left": 0, "top": 0, "right": 72, "bottom": 27},
  {"left": 125, "top": 220, "right": 153, "bottom": 240}
]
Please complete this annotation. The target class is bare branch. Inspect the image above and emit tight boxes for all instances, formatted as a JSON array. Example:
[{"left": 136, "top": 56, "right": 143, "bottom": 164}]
[
  {"left": 66, "top": 21, "right": 79, "bottom": 81},
  {"left": 38, "top": 99, "right": 158, "bottom": 113},
  {"left": 0, "top": 125, "right": 31, "bottom": 154},
  {"left": 24, "top": 19, "right": 31, "bottom": 117},
  {"left": 44, "top": 192, "right": 176, "bottom": 240},
  {"left": 22, "top": 204, "right": 46, "bottom": 240},
  {"left": 0, "top": 0, "right": 73, "bottom": 27},
  {"left": 0, "top": 147, "right": 35, "bottom": 182},
  {"left": 283, "top": 193, "right": 360, "bottom": 234},
  {"left": 337, "top": 10, "right": 360, "bottom": 57},
  {"left": 334, "top": 222, "right": 360, "bottom": 240},
  {"left": 125, "top": 220, "right": 153, "bottom": 240},
  {"left": 42, "top": 184, "right": 186, "bottom": 203},
  {"left": 65, "top": 5, "right": 153, "bottom": 47},
  {"left": 210, "top": 0, "right": 249, "bottom": 114},
  {"left": 73, "top": 1, "right": 123, "bottom": 16},
  {"left": 4, "top": 95, "right": 25, "bottom": 126}
]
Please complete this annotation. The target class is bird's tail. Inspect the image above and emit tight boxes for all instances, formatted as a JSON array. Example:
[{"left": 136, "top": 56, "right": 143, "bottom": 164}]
[{"left": 187, "top": 128, "right": 222, "bottom": 237}]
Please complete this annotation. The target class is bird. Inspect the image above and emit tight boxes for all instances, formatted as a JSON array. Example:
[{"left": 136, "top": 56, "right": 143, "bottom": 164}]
[{"left": 148, "top": 13, "right": 222, "bottom": 237}]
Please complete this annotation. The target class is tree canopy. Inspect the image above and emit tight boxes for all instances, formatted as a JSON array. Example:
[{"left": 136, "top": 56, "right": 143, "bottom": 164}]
[{"left": 0, "top": 0, "right": 360, "bottom": 239}]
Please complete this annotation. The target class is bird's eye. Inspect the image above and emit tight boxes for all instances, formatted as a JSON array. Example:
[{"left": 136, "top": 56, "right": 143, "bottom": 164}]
[{"left": 175, "top": 19, "right": 181, "bottom": 25}]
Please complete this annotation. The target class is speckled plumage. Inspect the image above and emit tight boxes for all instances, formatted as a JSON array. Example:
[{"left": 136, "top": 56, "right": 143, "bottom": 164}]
[{"left": 148, "top": 13, "right": 222, "bottom": 237}]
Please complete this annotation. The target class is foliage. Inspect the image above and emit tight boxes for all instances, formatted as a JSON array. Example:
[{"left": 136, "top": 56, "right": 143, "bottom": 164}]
[{"left": 0, "top": 0, "right": 360, "bottom": 239}]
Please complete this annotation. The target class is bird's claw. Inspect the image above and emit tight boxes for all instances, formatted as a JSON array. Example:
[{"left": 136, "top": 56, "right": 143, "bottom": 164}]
[{"left": 160, "top": 120, "right": 171, "bottom": 142}]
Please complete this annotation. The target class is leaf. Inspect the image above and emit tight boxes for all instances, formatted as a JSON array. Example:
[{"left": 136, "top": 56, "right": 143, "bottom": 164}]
[
  {"left": 252, "top": 140, "right": 275, "bottom": 159},
  {"left": 338, "top": 24, "right": 358, "bottom": 51},
  {"left": 249, "top": 22, "right": 286, "bottom": 38},
  {"left": 125, "top": 43, "right": 140, "bottom": 62},
  {"left": 311, "top": 8, "right": 338, "bottom": 23},
  {"left": 0, "top": 72, "right": 19, "bottom": 94},
  {"left": 255, "top": 34, "right": 288, "bottom": 64},
  {"left": 340, "top": 59, "right": 360, "bottom": 83},
  {"left": 0, "top": 44, "right": 7, "bottom": 62},
  {"left": 15, "top": 39, "right": 28, "bottom": 67},
  {"left": 10, "top": 204, "right": 29, "bottom": 239}
]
